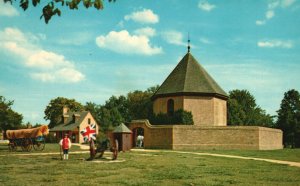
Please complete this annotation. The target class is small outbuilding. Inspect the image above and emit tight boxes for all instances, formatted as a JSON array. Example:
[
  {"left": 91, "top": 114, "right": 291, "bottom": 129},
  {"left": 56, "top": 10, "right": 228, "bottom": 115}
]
[{"left": 113, "top": 123, "right": 132, "bottom": 152}]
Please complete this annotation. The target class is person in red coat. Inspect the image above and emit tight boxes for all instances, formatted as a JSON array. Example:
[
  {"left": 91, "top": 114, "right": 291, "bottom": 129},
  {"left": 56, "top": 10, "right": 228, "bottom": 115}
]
[{"left": 59, "top": 133, "right": 72, "bottom": 160}]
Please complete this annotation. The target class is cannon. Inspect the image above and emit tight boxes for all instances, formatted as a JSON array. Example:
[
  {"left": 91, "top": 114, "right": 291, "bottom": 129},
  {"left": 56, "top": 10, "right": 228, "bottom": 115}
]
[
  {"left": 88, "top": 138, "right": 119, "bottom": 160},
  {"left": 6, "top": 125, "right": 49, "bottom": 152}
]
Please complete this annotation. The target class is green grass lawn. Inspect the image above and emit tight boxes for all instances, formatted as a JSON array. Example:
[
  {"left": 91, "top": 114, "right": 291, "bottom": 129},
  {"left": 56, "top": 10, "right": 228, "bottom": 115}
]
[
  {"left": 0, "top": 142, "right": 85, "bottom": 154},
  {"left": 194, "top": 148, "right": 300, "bottom": 163},
  {"left": 0, "top": 144, "right": 299, "bottom": 186}
]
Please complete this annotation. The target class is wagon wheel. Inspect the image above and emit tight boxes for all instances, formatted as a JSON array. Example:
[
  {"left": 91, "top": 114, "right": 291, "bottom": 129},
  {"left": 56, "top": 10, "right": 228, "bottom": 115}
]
[
  {"left": 8, "top": 141, "right": 17, "bottom": 152},
  {"left": 33, "top": 137, "right": 45, "bottom": 151},
  {"left": 112, "top": 139, "right": 118, "bottom": 160},
  {"left": 21, "top": 138, "right": 32, "bottom": 152}
]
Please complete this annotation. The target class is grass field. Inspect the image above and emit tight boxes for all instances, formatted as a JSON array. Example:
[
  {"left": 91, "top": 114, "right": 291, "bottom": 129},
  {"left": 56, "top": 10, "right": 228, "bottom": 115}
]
[{"left": 0, "top": 143, "right": 300, "bottom": 186}]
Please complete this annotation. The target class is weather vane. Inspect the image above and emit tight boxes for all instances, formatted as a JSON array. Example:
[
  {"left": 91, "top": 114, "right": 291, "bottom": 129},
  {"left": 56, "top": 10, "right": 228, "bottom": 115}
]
[{"left": 188, "top": 32, "right": 191, "bottom": 53}]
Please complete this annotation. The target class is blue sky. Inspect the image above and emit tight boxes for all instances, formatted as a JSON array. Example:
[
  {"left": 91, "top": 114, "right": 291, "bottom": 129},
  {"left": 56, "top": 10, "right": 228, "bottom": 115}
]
[{"left": 0, "top": 0, "right": 299, "bottom": 124}]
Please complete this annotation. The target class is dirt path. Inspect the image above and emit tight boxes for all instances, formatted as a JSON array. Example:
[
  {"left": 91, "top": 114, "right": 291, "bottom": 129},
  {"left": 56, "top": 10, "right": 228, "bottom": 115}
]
[
  {"left": 0, "top": 151, "right": 90, "bottom": 157},
  {"left": 1, "top": 148, "right": 299, "bottom": 168},
  {"left": 132, "top": 149, "right": 300, "bottom": 168}
]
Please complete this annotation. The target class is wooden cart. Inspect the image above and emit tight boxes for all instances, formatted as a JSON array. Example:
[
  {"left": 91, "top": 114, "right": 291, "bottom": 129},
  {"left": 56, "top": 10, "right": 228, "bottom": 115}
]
[{"left": 6, "top": 125, "right": 49, "bottom": 152}]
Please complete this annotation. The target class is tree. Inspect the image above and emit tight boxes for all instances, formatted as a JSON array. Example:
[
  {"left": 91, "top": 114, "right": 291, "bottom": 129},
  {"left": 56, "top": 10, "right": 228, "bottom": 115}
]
[
  {"left": 276, "top": 89, "right": 300, "bottom": 148},
  {"left": 97, "top": 106, "right": 123, "bottom": 131},
  {"left": 150, "top": 109, "right": 194, "bottom": 125},
  {"left": 4, "top": 0, "right": 115, "bottom": 24},
  {"left": 104, "top": 95, "right": 130, "bottom": 122},
  {"left": 84, "top": 86, "right": 159, "bottom": 132},
  {"left": 85, "top": 96, "right": 127, "bottom": 132},
  {"left": 227, "top": 89, "right": 274, "bottom": 127},
  {"left": 0, "top": 96, "right": 23, "bottom": 131},
  {"left": 127, "top": 85, "right": 159, "bottom": 120},
  {"left": 44, "top": 97, "right": 84, "bottom": 128},
  {"left": 85, "top": 102, "right": 101, "bottom": 124}
]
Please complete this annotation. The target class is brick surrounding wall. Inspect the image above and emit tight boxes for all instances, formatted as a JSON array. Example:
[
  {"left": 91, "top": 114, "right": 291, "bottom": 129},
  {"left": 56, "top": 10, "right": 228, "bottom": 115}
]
[
  {"left": 130, "top": 120, "right": 173, "bottom": 149},
  {"left": 129, "top": 120, "right": 283, "bottom": 150},
  {"left": 172, "top": 126, "right": 259, "bottom": 150},
  {"left": 259, "top": 127, "right": 283, "bottom": 150},
  {"left": 172, "top": 126, "right": 282, "bottom": 150}
]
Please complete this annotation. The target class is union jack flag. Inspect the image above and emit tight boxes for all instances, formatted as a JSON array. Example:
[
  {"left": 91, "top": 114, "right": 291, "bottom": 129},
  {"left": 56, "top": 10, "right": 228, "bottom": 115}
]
[{"left": 80, "top": 123, "right": 96, "bottom": 142}]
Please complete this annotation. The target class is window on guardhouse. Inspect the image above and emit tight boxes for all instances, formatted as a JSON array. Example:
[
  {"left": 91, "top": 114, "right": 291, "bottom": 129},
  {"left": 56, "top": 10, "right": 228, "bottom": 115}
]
[
  {"left": 167, "top": 99, "right": 174, "bottom": 116},
  {"left": 88, "top": 118, "right": 91, "bottom": 124}
]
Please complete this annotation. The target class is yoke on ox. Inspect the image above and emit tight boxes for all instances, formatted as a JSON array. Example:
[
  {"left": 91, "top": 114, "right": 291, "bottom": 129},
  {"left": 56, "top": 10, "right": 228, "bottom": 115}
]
[{"left": 6, "top": 125, "right": 49, "bottom": 152}]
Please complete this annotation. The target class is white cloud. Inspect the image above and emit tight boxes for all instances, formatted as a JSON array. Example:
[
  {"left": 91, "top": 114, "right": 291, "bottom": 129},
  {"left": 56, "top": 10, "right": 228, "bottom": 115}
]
[
  {"left": 266, "top": 10, "right": 275, "bottom": 19},
  {"left": 0, "top": 27, "right": 27, "bottom": 43},
  {"left": 161, "top": 30, "right": 185, "bottom": 46},
  {"left": 0, "top": 1, "right": 19, "bottom": 17},
  {"left": 256, "top": 0, "right": 296, "bottom": 26},
  {"left": 198, "top": 1, "right": 216, "bottom": 11},
  {"left": 30, "top": 73, "right": 55, "bottom": 82},
  {"left": 95, "top": 30, "right": 162, "bottom": 55},
  {"left": 0, "top": 27, "right": 84, "bottom": 83},
  {"left": 27, "top": 50, "right": 73, "bottom": 69},
  {"left": 31, "top": 68, "right": 85, "bottom": 83},
  {"left": 124, "top": 9, "right": 159, "bottom": 24},
  {"left": 281, "top": 0, "right": 296, "bottom": 7},
  {"left": 257, "top": 40, "right": 293, "bottom": 48},
  {"left": 268, "top": 1, "right": 280, "bottom": 9},
  {"left": 255, "top": 20, "right": 266, "bottom": 25},
  {"left": 134, "top": 27, "right": 156, "bottom": 37}
]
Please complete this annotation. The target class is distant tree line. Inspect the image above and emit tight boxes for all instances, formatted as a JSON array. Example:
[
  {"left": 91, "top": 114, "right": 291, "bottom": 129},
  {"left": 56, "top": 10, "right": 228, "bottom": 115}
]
[{"left": 1, "top": 88, "right": 299, "bottom": 148}]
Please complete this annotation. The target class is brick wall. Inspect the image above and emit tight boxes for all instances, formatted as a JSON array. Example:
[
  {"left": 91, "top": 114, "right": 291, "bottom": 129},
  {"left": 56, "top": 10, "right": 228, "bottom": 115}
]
[
  {"left": 213, "top": 98, "right": 227, "bottom": 126},
  {"left": 153, "top": 96, "right": 183, "bottom": 114},
  {"left": 130, "top": 120, "right": 173, "bottom": 149},
  {"left": 183, "top": 96, "right": 214, "bottom": 126},
  {"left": 153, "top": 96, "right": 227, "bottom": 127},
  {"left": 172, "top": 126, "right": 282, "bottom": 150},
  {"left": 129, "top": 120, "right": 283, "bottom": 150},
  {"left": 259, "top": 127, "right": 283, "bottom": 150}
]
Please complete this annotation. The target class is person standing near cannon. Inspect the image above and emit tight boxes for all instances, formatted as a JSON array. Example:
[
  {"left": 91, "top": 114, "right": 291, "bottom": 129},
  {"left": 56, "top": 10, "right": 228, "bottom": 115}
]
[{"left": 59, "top": 133, "right": 72, "bottom": 160}]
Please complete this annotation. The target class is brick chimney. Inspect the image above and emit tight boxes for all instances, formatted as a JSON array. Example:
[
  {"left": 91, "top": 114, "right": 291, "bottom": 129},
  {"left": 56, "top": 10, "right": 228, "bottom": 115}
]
[
  {"left": 62, "top": 106, "right": 69, "bottom": 124},
  {"left": 63, "top": 106, "right": 69, "bottom": 115}
]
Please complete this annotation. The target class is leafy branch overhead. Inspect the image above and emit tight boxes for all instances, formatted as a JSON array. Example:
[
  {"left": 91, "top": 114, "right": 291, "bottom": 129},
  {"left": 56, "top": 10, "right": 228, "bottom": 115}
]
[{"left": 4, "top": 0, "right": 115, "bottom": 24}]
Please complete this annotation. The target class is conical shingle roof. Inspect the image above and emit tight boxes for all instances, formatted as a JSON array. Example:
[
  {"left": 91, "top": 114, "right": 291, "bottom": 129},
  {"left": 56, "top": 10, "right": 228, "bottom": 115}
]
[
  {"left": 152, "top": 52, "right": 228, "bottom": 100},
  {"left": 113, "top": 123, "right": 132, "bottom": 133}
]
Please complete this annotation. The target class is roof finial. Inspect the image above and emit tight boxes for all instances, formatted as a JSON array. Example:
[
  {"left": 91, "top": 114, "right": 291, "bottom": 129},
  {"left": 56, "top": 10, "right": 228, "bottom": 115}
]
[{"left": 187, "top": 32, "right": 191, "bottom": 53}]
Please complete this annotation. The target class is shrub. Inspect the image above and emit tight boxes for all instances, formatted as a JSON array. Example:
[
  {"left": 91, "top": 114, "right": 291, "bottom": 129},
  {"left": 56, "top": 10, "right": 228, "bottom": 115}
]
[{"left": 150, "top": 109, "right": 193, "bottom": 125}]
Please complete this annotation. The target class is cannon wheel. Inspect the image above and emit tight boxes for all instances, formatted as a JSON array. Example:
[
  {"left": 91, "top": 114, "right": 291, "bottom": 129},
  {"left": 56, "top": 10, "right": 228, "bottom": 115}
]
[
  {"left": 8, "top": 140, "right": 17, "bottom": 152},
  {"left": 33, "top": 137, "right": 45, "bottom": 151},
  {"left": 21, "top": 138, "right": 32, "bottom": 152},
  {"left": 112, "top": 139, "right": 118, "bottom": 160},
  {"left": 98, "top": 150, "right": 104, "bottom": 158}
]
